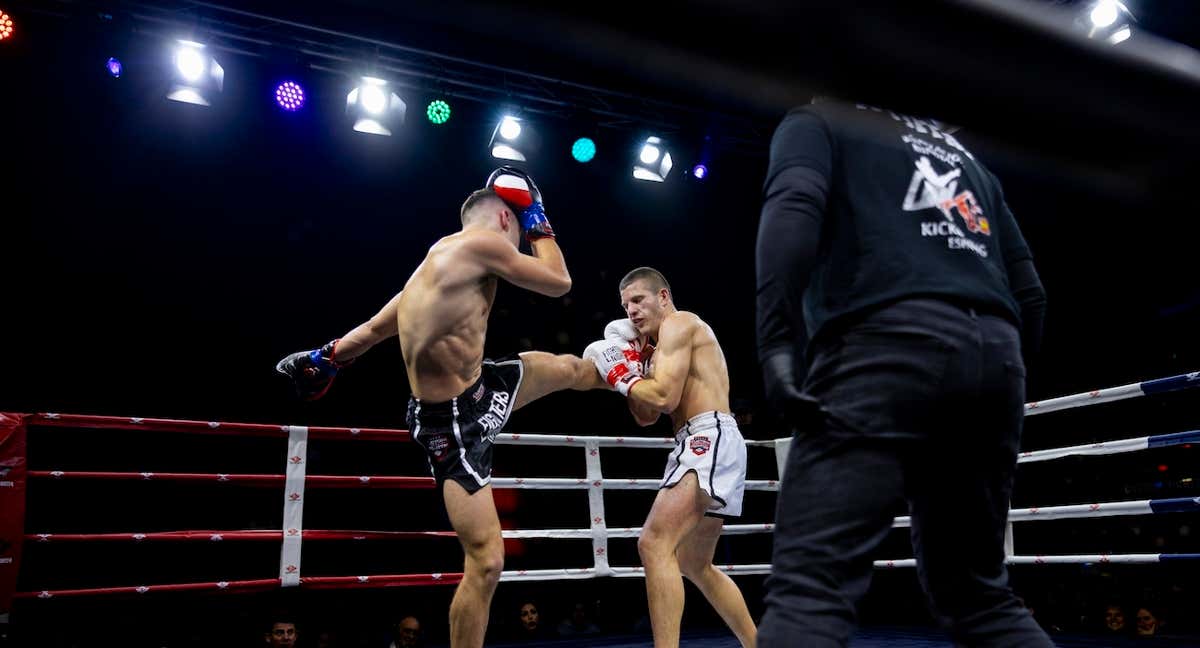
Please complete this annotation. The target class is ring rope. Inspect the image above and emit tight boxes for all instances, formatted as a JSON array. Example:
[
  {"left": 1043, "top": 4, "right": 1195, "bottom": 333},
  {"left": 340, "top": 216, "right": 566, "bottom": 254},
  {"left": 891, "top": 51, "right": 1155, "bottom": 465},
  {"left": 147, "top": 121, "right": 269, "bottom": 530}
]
[
  {"left": 26, "top": 496, "right": 1198, "bottom": 544},
  {"left": 30, "top": 471, "right": 437, "bottom": 488},
  {"left": 28, "top": 471, "right": 781, "bottom": 491},
  {"left": 1018, "top": 429, "right": 1200, "bottom": 463},
  {"left": 13, "top": 369, "right": 1199, "bottom": 599},
  {"left": 30, "top": 413, "right": 407, "bottom": 441},
  {"left": 18, "top": 554, "right": 1200, "bottom": 600},
  {"left": 26, "top": 370, "right": 1200, "bottom": 439},
  {"left": 1023, "top": 371, "right": 1199, "bottom": 416}
]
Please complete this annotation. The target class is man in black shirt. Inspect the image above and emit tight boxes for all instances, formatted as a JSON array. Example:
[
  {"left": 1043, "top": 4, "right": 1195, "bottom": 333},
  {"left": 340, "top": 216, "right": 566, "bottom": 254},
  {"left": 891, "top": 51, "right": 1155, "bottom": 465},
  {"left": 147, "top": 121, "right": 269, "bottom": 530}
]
[{"left": 755, "top": 99, "right": 1052, "bottom": 647}]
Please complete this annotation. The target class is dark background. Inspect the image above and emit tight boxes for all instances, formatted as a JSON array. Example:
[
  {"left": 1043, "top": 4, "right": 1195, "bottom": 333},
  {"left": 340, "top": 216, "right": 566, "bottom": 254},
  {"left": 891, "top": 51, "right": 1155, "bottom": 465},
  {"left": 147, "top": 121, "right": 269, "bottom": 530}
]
[{"left": 2, "top": 1, "right": 1199, "bottom": 645}]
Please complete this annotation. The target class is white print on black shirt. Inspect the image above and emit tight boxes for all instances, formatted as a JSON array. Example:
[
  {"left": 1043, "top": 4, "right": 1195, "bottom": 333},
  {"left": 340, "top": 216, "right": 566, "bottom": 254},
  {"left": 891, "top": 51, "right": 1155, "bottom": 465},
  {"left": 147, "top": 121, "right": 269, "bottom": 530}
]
[
  {"left": 856, "top": 104, "right": 975, "bottom": 161},
  {"left": 903, "top": 156, "right": 961, "bottom": 212},
  {"left": 921, "top": 218, "right": 990, "bottom": 258},
  {"left": 905, "top": 155, "right": 992, "bottom": 258},
  {"left": 855, "top": 104, "right": 992, "bottom": 258},
  {"left": 901, "top": 134, "right": 963, "bottom": 168},
  {"left": 903, "top": 155, "right": 990, "bottom": 236}
]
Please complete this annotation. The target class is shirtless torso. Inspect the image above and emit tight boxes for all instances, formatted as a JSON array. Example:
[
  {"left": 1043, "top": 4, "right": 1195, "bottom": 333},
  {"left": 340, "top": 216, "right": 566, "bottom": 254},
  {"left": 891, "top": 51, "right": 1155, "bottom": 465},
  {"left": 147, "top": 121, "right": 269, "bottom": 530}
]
[
  {"left": 645, "top": 311, "right": 731, "bottom": 430},
  {"left": 396, "top": 231, "right": 501, "bottom": 402}
]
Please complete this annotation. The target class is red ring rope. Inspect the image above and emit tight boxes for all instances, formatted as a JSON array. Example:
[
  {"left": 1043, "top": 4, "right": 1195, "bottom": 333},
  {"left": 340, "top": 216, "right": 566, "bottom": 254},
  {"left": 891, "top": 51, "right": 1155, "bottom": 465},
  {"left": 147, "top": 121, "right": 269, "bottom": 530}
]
[
  {"left": 29, "top": 471, "right": 434, "bottom": 488},
  {"left": 30, "top": 413, "right": 409, "bottom": 441}
]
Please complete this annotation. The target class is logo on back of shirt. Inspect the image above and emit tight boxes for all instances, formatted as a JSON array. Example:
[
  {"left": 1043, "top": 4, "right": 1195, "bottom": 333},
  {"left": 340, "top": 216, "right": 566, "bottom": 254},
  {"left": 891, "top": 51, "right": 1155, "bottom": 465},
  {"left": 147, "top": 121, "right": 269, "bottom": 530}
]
[
  {"left": 938, "top": 191, "right": 989, "bottom": 235},
  {"left": 903, "top": 156, "right": 960, "bottom": 213},
  {"left": 902, "top": 155, "right": 992, "bottom": 258}
]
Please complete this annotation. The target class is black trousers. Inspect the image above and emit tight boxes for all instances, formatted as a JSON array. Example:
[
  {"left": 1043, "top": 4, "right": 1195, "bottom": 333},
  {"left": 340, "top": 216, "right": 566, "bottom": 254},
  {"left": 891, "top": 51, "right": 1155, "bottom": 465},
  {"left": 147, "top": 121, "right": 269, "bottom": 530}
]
[{"left": 759, "top": 298, "right": 1054, "bottom": 648}]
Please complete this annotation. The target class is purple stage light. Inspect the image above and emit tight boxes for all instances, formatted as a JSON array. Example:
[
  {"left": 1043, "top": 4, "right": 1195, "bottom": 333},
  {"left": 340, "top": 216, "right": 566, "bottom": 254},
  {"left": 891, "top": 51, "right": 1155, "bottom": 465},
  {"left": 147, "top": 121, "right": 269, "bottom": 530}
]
[
  {"left": 106, "top": 57, "right": 123, "bottom": 78},
  {"left": 692, "top": 164, "right": 708, "bottom": 180},
  {"left": 275, "top": 81, "right": 306, "bottom": 112}
]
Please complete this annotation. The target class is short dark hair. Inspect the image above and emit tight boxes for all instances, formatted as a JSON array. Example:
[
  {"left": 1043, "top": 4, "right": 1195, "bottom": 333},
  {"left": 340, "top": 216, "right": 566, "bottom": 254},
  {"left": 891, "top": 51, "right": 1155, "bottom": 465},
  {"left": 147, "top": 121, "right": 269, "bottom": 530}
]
[
  {"left": 461, "top": 188, "right": 504, "bottom": 225},
  {"left": 619, "top": 266, "right": 672, "bottom": 299},
  {"left": 266, "top": 619, "right": 297, "bottom": 633}
]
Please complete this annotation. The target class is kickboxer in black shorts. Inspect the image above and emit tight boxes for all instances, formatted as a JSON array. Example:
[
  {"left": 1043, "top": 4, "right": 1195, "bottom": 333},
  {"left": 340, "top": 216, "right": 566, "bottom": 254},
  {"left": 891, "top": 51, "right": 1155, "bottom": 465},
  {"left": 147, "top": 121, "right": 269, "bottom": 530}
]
[{"left": 277, "top": 167, "right": 608, "bottom": 648}]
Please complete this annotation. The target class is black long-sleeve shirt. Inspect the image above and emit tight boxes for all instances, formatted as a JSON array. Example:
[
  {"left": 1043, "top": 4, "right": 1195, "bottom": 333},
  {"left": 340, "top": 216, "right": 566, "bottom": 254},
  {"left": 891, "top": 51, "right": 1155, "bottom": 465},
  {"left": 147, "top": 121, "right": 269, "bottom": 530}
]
[{"left": 756, "top": 101, "right": 1046, "bottom": 406}]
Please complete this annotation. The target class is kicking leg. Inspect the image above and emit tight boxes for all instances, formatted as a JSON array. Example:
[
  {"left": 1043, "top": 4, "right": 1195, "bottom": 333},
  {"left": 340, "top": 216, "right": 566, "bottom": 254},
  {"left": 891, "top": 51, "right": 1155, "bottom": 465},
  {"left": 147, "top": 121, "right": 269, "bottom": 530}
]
[{"left": 512, "top": 351, "right": 607, "bottom": 411}]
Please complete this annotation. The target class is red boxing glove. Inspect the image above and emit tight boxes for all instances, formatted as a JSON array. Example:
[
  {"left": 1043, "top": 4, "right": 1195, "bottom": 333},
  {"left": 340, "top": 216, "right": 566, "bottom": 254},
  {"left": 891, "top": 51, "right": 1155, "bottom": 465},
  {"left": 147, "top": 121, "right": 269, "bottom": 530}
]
[{"left": 485, "top": 166, "right": 555, "bottom": 240}]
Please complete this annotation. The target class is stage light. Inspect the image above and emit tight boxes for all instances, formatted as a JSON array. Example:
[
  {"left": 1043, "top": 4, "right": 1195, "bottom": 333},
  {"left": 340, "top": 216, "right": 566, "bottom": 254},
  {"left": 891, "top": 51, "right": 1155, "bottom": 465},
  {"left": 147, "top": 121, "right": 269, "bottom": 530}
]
[
  {"left": 489, "top": 116, "right": 530, "bottom": 161},
  {"left": 572, "top": 138, "right": 596, "bottom": 163},
  {"left": 361, "top": 84, "right": 387, "bottom": 115},
  {"left": 106, "top": 57, "right": 123, "bottom": 78},
  {"left": 1081, "top": 1, "right": 1134, "bottom": 45},
  {"left": 640, "top": 143, "right": 660, "bottom": 165},
  {"left": 345, "top": 77, "right": 406, "bottom": 136},
  {"left": 692, "top": 164, "right": 708, "bottom": 180},
  {"left": 1089, "top": 0, "right": 1119, "bottom": 28},
  {"left": 500, "top": 117, "right": 521, "bottom": 140},
  {"left": 176, "top": 47, "right": 205, "bottom": 81},
  {"left": 633, "top": 136, "right": 673, "bottom": 182},
  {"left": 167, "top": 40, "right": 224, "bottom": 106},
  {"left": 275, "top": 80, "right": 305, "bottom": 112},
  {"left": 0, "top": 11, "right": 13, "bottom": 42},
  {"left": 426, "top": 100, "right": 451, "bottom": 125}
]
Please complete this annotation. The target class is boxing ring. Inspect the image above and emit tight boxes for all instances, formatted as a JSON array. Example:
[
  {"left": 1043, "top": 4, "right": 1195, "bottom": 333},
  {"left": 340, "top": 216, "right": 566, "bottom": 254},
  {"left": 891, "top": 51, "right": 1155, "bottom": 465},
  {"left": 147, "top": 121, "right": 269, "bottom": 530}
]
[{"left": 2, "top": 371, "right": 1199, "bottom": 643}]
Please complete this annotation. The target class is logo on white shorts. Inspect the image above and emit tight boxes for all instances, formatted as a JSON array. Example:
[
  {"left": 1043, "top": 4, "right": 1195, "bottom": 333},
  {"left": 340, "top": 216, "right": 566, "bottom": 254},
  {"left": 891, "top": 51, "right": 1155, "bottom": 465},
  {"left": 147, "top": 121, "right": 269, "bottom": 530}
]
[{"left": 690, "top": 436, "right": 711, "bottom": 456}]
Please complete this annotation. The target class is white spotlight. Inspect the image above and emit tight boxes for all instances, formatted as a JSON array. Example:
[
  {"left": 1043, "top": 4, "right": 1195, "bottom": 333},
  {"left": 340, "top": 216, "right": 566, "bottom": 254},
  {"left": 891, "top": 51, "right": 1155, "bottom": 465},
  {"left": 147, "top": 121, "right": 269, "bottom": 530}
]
[
  {"left": 1081, "top": 1, "right": 1134, "bottom": 45},
  {"left": 357, "top": 78, "right": 386, "bottom": 115},
  {"left": 1089, "top": 0, "right": 1119, "bottom": 28},
  {"left": 490, "top": 116, "right": 537, "bottom": 162},
  {"left": 346, "top": 77, "right": 406, "bottom": 136},
  {"left": 639, "top": 144, "right": 661, "bottom": 165},
  {"left": 499, "top": 116, "right": 522, "bottom": 140},
  {"left": 175, "top": 47, "right": 206, "bottom": 82},
  {"left": 167, "top": 40, "right": 223, "bottom": 106},
  {"left": 633, "top": 137, "right": 673, "bottom": 183}
]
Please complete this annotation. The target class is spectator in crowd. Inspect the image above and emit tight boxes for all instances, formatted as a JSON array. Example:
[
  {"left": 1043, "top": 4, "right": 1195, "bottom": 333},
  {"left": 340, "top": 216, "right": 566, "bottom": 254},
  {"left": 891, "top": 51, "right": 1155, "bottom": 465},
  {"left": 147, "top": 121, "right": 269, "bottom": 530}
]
[
  {"left": 265, "top": 619, "right": 298, "bottom": 648},
  {"left": 389, "top": 616, "right": 421, "bottom": 648},
  {"left": 511, "top": 601, "right": 552, "bottom": 641},
  {"left": 1102, "top": 604, "right": 1128, "bottom": 635},
  {"left": 557, "top": 602, "right": 601, "bottom": 637},
  {"left": 1135, "top": 607, "right": 1160, "bottom": 637}
]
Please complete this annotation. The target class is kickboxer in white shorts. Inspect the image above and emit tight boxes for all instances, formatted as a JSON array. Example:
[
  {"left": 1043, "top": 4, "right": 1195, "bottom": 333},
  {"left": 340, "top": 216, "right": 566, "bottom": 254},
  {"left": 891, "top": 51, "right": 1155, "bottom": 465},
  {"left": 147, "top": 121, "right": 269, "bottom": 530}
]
[{"left": 584, "top": 266, "right": 757, "bottom": 648}]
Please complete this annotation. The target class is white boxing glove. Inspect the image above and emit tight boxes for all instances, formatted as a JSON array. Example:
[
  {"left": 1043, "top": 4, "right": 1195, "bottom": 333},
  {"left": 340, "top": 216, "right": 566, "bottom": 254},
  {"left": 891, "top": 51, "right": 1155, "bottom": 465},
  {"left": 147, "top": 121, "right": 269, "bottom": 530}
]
[
  {"left": 604, "top": 318, "right": 640, "bottom": 343},
  {"left": 584, "top": 339, "right": 643, "bottom": 396},
  {"left": 604, "top": 318, "right": 643, "bottom": 364}
]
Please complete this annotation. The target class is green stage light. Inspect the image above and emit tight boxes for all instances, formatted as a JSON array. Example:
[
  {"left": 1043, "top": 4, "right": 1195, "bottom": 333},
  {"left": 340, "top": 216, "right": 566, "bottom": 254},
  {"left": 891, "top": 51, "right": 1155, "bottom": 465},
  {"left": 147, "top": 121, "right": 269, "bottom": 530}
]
[{"left": 426, "top": 100, "right": 451, "bottom": 125}]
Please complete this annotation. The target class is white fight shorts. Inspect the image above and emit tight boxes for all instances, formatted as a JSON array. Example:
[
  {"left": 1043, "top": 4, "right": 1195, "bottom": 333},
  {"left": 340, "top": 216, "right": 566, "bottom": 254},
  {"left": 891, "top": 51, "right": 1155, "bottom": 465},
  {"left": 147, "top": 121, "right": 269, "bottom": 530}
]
[{"left": 660, "top": 411, "right": 747, "bottom": 518}]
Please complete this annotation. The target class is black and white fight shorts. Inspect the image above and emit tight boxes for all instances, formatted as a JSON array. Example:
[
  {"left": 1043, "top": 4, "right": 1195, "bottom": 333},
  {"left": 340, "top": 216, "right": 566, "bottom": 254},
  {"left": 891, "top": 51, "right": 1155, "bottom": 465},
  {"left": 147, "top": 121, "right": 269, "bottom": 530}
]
[{"left": 406, "top": 357, "right": 524, "bottom": 494}]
